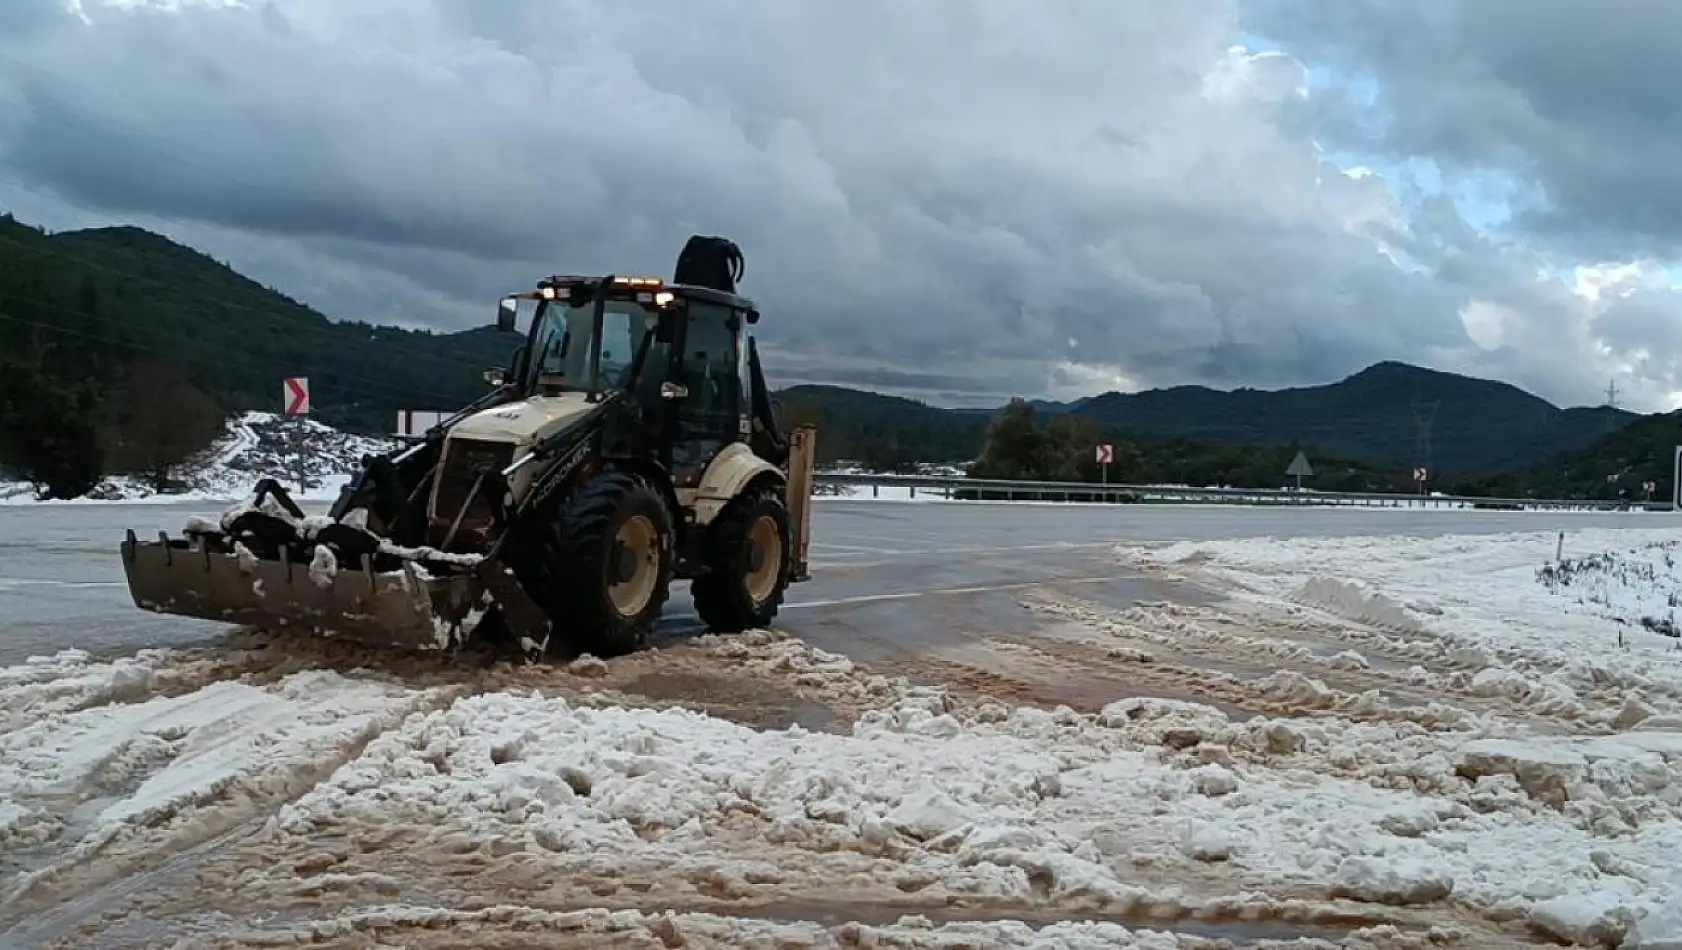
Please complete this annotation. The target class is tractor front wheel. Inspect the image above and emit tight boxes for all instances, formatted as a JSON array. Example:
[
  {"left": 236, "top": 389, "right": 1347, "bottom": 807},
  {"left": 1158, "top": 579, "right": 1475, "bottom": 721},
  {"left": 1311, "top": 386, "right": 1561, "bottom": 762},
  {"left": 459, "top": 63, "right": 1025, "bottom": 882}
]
[
  {"left": 541, "top": 471, "right": 674, "bottom": 657},
  {"left": 692, "top": 484, "right": 792, "bottom": 633}
]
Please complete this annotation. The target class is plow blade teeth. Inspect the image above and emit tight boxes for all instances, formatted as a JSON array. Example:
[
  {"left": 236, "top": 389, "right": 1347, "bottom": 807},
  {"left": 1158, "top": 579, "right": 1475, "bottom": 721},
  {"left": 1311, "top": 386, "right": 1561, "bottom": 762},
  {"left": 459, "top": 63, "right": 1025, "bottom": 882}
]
[{"left": 119, "top": 529, "right": 481, "bottom": 651}]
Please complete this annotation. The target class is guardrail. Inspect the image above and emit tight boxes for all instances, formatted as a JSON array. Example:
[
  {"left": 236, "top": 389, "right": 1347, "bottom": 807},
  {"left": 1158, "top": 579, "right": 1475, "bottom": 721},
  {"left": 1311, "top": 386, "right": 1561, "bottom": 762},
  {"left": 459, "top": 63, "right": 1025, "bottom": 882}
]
[{"left": 811, "top": 472, "right": 1672, "bottom": 512}]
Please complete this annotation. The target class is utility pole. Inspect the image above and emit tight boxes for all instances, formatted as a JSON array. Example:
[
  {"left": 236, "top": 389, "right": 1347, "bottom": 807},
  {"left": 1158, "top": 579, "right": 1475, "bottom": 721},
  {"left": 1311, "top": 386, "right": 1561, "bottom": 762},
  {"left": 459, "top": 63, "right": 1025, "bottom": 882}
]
[
  {"left": 1604, "top": 379, "right": 1620, "bottom": 434},
  {"left": 1411, "top": 398, "right": 1439, "bottom": 492}
]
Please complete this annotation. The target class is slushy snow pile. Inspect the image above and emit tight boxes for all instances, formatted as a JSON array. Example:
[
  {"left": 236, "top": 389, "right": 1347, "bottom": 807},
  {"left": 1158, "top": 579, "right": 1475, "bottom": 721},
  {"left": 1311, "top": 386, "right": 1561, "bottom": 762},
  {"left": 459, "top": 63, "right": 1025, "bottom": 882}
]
[
  {"left": 177, "top": 905, "right": 1226, "bottom": 949},
  {"left": 258, "top": 676, "right": 1682, "bottom": 944},
  {"left": 0, "top": 411, "right": 396, "bottom": 505}
]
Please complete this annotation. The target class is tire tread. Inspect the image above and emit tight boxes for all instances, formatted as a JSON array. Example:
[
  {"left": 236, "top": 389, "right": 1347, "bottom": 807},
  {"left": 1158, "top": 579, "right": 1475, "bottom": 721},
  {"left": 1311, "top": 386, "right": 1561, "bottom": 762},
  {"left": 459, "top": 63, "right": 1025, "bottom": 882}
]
[
  {"left": 537, "top": 471, "right": 673, "bottom": 657},
  {"left": 692, "top": 483, "right": 791, "bottom": 633}
]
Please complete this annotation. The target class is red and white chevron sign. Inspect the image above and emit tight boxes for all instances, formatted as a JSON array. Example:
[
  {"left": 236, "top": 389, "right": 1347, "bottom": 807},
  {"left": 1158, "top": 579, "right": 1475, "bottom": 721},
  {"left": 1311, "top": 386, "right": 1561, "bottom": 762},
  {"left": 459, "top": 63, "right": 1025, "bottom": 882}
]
[{"left": 283, "top": 376, "right": 310, "bottom": 417}]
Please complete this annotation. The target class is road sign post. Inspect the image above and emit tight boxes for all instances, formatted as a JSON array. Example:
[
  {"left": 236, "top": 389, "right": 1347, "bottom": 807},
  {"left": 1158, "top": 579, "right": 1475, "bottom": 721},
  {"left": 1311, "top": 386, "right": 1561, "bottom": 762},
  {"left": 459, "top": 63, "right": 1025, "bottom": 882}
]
[
  {"left": 1413, "top": 467, "right": 1428, "bottom": 495},
  {"left": 1285, "top": 450, "right": 1313, "bottom": 491},
  {"left": 1095, "top": 444, "right": 1113, "bottom": 484},
  {"left": 283, "top": 377, "right": 311, "bottom": 494}
]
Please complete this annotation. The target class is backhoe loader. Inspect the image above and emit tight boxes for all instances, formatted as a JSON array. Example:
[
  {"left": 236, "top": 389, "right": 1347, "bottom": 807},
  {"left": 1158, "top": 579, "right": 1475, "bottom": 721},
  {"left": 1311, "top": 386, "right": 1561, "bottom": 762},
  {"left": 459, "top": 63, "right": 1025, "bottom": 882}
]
[{"left": 119, "top": 236, "right": 817, "bottom": 657}]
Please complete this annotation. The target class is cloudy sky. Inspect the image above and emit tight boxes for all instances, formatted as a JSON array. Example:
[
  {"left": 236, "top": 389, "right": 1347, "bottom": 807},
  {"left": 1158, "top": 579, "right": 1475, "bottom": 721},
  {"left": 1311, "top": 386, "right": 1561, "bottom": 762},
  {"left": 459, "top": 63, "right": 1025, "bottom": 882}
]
[{"left": 1, "top": 0, "right": 1679, "bottom": 410}]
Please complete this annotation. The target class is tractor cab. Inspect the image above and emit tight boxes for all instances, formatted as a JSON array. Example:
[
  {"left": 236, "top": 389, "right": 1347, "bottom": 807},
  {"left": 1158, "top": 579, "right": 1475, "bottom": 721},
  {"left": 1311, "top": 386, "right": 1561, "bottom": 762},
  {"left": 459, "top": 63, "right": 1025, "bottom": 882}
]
[
  {"left": 490, "top": 274, "right": 777, "bottom": 492},
  {"left": 492, "top": 276, "right": 670, "bottom": 402}
]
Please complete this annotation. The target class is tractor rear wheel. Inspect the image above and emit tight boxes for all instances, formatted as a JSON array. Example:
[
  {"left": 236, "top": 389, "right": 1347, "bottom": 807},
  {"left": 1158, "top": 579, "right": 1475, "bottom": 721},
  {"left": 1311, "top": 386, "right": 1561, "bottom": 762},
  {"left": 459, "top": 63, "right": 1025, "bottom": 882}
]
[
  {"left": 692, "top": 483, "right": 792, "bottom": 633},
  {"left": 540, "top": 471, "right": 673, "bottom": 657}
]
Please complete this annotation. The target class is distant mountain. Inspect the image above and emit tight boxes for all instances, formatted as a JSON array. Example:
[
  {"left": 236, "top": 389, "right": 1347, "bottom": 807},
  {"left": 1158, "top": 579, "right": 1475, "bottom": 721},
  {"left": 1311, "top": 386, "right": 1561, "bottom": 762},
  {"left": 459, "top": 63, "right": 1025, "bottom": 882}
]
[
  {"left": 0, "top": 210, "right": 1642, "bottom": 492},
  {"left": 1070, "top": 361, "right": 1634, "bottom": 476},
  {"left": 776, "top": 361, "right": 1640, "bottom": 477},
  {"left": 773, "top": 385, "right": 989, "bottom": 469},
  {"left": 950, "top": 397, "right": 1087, "bottom": 415},
  {"left": 1029, "top": 397, "right": 1090, "bottom": 413}
]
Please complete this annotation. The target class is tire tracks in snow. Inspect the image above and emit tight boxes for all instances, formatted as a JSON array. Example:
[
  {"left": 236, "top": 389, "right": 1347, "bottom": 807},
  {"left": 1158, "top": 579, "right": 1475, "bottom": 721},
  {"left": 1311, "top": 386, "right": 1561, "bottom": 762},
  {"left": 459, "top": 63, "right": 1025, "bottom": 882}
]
[
  {"left": 1017, "top": 590, "right": 1618, "bottom": 733},
  {"left": 2, "top": 630, "right": 901, "bottom": 948},
  {"left": 0, "top": 684, "right": 462, "bottom": 942},
  {"left": 1121, "top": 549, "right": 1682, "bottom": 728}
]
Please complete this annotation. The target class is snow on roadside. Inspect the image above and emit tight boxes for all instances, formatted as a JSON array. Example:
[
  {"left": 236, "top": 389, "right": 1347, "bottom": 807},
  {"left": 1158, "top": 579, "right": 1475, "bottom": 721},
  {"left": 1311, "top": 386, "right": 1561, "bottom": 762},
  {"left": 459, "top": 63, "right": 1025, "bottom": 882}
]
[
  {"left": 0, "top": 411, "right": 395, "bottom": 505},
  {"left": 1117, "top": 528, "right": 1682, "bottom": 721},
  {"left": 819, "top": 483, "right": 938, "bottom": 502},
  {"left": 251, "top": 673, "right": 1682, "bottom": 943},
  {"left": 1536, "top": 541, "right": 1682, "bottom": 640}
]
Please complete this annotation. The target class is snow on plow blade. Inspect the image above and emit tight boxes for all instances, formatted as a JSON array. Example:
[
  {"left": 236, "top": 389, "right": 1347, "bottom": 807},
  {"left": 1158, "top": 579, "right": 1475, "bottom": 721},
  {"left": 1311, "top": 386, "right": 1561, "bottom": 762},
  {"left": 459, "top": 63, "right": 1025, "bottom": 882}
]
[{"left": 119, "top": 529, "right": 480, "bottom": 650}]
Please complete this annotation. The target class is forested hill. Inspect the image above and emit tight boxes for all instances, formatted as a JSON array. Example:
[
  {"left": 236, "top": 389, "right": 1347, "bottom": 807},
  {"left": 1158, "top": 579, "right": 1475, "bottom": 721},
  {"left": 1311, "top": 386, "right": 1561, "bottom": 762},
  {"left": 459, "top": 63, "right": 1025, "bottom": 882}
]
[
  {"left": 27, "top": 220, "right": 514, "bottom": 430},
  {"left": 0, "top": 209, "right": 1656, "bottom": 500},
  {"left": 772, "top": 385, "right": 991, "bottom": 469},
  {"left": 0, "top": 212, "right": 520, "bottom": 495},
  {"left": 1444, "top": 408, "right": 1682, "bottom": 501}
]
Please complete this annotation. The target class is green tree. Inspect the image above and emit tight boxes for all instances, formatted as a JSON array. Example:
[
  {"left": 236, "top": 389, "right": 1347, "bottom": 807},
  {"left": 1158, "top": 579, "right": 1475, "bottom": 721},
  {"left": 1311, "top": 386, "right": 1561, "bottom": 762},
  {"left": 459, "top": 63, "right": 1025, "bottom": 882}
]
[
  {"left": 106, "top": 358, "right": 228, "bottom": 492},
  {"left": 0, "top": 365, "right": 105, "bottom": 498},
  {"left": 971, "top": 398, "right": 1044, "bottom": 479}
]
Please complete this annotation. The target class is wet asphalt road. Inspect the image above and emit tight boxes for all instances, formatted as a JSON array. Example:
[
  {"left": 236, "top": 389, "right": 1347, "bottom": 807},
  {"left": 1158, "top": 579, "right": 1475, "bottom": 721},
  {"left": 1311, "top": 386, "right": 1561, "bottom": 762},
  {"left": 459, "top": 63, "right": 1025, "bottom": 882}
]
[{"left": 0, "top": 498, "right": 1664, "bottom": 665}]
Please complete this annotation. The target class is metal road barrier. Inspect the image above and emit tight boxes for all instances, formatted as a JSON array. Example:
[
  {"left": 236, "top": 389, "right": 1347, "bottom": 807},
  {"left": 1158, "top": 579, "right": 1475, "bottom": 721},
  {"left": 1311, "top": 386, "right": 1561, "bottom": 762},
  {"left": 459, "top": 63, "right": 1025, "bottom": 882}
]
[{"left": 811, "top": 472, "right": 1671, "bottom": 513}]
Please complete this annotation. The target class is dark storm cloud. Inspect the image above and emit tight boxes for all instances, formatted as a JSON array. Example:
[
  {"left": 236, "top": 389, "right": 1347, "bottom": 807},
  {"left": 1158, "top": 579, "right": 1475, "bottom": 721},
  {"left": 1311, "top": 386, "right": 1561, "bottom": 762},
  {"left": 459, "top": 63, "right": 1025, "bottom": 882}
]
[
  {"left": 0, "top": 0, "right": 62, "bottom": 36},
  {"left": 1, "top": 0, "right": 1680, "bottom": 409},
  {"left": 1244, "top": 0, "right": 1682, "bottom": 260}
]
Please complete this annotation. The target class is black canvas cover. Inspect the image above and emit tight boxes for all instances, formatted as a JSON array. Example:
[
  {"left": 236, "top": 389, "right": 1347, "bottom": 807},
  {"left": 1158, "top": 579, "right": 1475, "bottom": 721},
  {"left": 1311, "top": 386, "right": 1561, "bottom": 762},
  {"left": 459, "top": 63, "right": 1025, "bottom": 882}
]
[{"left": 674, "top": 235, "right": 745, "bottom": 293}]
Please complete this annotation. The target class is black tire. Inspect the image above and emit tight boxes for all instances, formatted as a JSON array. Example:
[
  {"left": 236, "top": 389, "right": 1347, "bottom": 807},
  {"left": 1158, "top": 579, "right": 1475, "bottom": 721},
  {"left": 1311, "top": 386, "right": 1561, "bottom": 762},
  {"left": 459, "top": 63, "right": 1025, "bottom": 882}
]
[
  {"left": 536, "top": 471, "right": 674, "bottom": 657},
  {"left": 692, "top": 483, "right": 792, "bottom": 633}
]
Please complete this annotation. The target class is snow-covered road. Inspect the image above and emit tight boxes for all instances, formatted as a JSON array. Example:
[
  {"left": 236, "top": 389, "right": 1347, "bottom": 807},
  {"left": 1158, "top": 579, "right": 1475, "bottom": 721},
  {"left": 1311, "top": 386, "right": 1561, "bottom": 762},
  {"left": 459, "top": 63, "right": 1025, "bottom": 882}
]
[{"left": 3, "top": 526, "right": 1682, "bottom": 948}]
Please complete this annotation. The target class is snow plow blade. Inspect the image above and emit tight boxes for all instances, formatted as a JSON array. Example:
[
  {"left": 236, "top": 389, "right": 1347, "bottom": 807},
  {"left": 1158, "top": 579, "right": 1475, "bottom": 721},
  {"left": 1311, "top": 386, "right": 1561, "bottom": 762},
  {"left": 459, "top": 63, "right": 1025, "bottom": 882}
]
[{"left": 119, "top": 529, "right": 486, "bottom": 651}]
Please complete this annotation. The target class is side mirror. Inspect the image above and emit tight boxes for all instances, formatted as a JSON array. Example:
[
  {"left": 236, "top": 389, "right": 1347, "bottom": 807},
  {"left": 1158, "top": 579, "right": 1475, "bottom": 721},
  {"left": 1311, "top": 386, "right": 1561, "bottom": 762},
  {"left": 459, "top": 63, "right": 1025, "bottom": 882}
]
[
  {"left": 483, "top": 367, "right": 506, "bottom": 387},
  {"left": 660, "top": 381, "right": 689, "bottom": 401},
  {"left": 496, "top": 296, "right": 519, "bottom": 333},
  {"left": 745, "top": 309, "right": 760, "bottom": 326}
]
